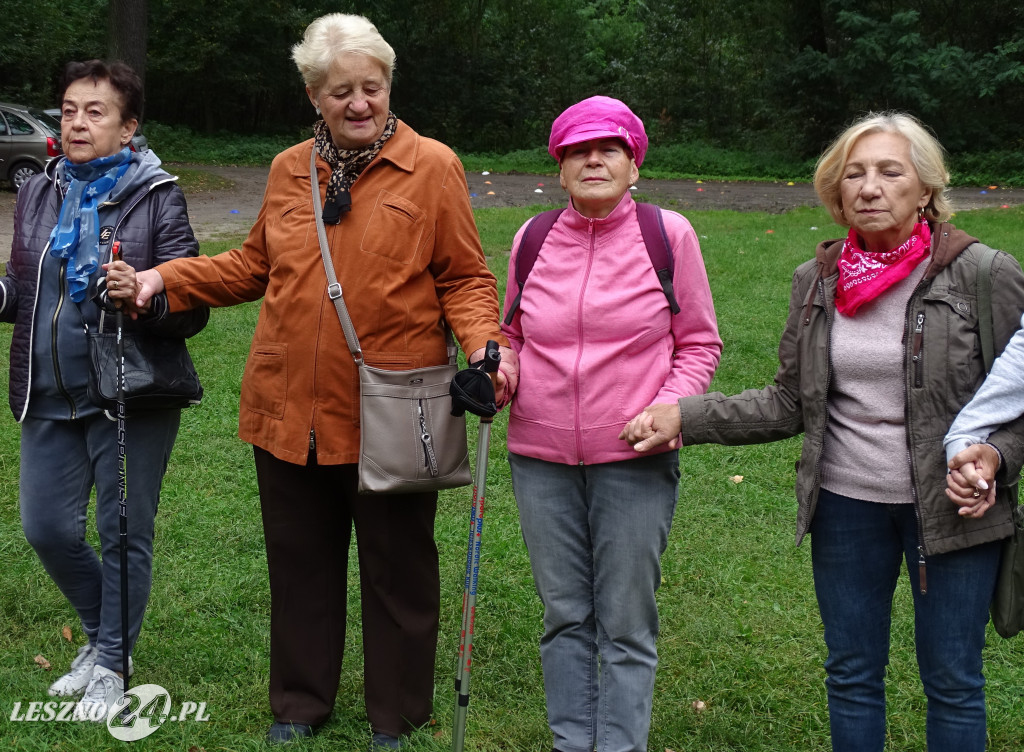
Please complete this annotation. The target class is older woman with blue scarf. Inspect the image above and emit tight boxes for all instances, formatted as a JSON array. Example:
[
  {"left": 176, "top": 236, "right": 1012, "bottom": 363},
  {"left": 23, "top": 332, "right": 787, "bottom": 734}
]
[{"left": 0, "top": 60, "right": 208, "bottom": 718}]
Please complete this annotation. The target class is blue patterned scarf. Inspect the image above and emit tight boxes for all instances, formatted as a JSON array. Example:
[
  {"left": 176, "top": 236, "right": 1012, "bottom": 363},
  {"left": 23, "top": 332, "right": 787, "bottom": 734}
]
[{"left": 48, "top": 149, "right": 132, "bottom": 301}]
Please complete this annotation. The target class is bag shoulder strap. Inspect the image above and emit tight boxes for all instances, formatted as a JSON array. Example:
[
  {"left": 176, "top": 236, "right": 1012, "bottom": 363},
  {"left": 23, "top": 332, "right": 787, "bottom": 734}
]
[
  {"left": 310, "top": 148, "right": 457, "bottom": 365},
  {"left": 974, "top": 242, "right": 1021, "bottom": 510},
  {"left": 311, "top": 148, "right": 364, "bottom": 364},
  {"left": 976, "top": 243, "right": 999, "bottom": 372},
  {"left": 502, "top": 202, "right": 679, "bottom": 325}
]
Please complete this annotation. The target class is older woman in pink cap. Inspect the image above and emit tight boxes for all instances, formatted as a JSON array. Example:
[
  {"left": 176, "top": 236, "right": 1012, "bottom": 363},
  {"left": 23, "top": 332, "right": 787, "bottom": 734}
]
[{"left": 499, "top": 96, "right": 721, "bottom": 752}]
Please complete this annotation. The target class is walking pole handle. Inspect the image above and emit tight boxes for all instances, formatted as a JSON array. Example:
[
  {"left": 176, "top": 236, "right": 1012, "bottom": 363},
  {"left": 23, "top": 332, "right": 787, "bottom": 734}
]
[
  {"left": 483, "top": 339, "right": 500, "bottom": 392},
  {"left": 483, "top": 340, "right": 500, "bottom": 374}
]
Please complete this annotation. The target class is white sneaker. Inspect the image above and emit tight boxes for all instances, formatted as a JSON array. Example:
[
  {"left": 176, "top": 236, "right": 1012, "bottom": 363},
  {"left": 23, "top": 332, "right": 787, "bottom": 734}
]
[
  {"left": 76, "top": 665, "right": 125, "bottom": 722},
  {"left": 48, "top": 644, "right": 99, "bottom": 697}
]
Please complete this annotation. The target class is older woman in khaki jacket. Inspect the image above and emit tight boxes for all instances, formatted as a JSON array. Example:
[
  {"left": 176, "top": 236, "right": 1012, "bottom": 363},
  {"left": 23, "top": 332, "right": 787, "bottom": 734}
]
[
  {"left": 621, "top": 112, "right": 1024, "bottom": 752},
  {"left": 107, "top": 13, "right": 514, "bottom": 749}
]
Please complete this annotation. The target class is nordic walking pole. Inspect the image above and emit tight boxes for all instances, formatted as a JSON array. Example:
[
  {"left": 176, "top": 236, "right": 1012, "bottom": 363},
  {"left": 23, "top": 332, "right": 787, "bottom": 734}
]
[
  {"left": 453, "top": 340, "right": 500, "bottom": 752},
  {"left": 112, "top": 241, "right": 130, "bottom": 693}
]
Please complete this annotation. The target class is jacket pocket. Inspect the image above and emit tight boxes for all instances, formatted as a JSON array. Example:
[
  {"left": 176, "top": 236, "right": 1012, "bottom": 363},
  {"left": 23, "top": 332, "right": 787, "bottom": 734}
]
[
  {"left": 360, "top": 191, "right": 425, "bottom": 264},
  {"left": 242, "top": 343, "right": 288, "bottom": 419},
  {"left": 919, "top": 289, "right": 981, "bottom": 405},
  {"left": 615, "top": 325, "right": 671, "bottom": 420}
]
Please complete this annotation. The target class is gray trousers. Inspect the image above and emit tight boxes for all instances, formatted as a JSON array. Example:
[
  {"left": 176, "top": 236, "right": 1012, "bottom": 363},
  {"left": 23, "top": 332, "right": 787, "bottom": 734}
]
[{"left": 19, "top": 411, "right": 180, "bottom": 673}]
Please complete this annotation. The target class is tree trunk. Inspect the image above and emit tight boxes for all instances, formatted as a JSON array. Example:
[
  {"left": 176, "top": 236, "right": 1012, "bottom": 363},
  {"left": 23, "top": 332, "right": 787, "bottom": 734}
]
[{"left": 107, "top": 0, "right": 148, "bottom": 119}]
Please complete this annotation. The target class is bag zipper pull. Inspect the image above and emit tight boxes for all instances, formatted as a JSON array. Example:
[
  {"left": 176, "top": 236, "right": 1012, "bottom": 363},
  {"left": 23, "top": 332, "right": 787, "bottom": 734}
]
[
  {"left": 419, "top": 401, "right": 439, "bottom": 477},
  {"left": 917, "top": 546, "right": 928, "bottom": 594}
]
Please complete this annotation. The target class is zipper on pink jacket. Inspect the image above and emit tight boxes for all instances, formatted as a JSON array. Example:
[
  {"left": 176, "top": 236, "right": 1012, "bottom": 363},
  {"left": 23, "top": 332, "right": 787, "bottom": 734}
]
[{"left": 573, "top": 220, "right": 597, "bottom": 464}]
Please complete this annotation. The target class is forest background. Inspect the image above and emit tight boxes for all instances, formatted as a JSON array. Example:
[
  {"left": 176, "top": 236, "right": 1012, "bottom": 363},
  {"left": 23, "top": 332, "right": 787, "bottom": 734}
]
[{"left": 4, "top": 0, "right": 1024, "bottom": 182}]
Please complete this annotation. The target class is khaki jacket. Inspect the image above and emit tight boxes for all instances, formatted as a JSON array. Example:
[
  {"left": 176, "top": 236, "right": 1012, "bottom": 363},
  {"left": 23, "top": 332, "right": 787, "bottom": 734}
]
[
  {"left": 160, "top": 122, "right": 505, "bottom": 464},
  {"left": 679, "top": 223, "right": 1024, "bottom": 556}
]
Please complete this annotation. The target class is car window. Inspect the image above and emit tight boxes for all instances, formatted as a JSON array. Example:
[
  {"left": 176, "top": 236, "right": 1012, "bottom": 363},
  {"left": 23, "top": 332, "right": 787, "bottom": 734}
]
[
  {"left": 4, "top": 111, "right": 35, "bottom": 136},
  {"left": 0, "top": 111, "right": 8, "bottom": 136},
  {"left": 31, "top": 109, "right": 60, "bottom": 135}
]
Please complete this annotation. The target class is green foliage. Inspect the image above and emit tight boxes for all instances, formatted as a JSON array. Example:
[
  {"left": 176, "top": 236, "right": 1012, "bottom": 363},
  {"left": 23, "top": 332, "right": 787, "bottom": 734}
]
[
  {"left": 642, "top": 143, "right": 815, "bottom": 182},
  {"left": 143, "top": 122, "right": 298, "bottom": 165},
  {"left": 4, "top": 0, "right": 1024, "bottom": 168},
  {"left": 774, "top": 4, "right": 1024, "bottom": 155},
  {"left": 952, "top": 150, "right": 1024, "bottom": 188},
  {"left": 0, "top": 0, "right": 105, "bottom": 106}
]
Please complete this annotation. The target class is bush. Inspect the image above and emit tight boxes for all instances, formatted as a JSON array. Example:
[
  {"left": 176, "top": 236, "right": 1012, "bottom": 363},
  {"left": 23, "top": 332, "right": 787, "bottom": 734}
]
[
  {"left": 143, "top": 122, "right": 299, "bottom": 165},
  {"left": 952, "top": 150, "right": 1024, "bottom": 187}
]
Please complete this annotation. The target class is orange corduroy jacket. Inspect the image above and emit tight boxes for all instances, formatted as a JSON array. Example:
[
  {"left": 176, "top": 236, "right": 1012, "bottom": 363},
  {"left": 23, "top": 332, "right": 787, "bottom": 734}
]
[{"left": 159, "top": 121, "right": 505, "bottom": 465}]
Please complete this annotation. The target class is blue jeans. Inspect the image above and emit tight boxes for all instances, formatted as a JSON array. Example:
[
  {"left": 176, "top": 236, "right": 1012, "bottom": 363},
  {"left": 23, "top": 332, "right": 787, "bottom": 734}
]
[
  {"left": 19, "top": 412, "right": 180, "bottom": 673},
  {"left": 810, "top": 489, "right": 1001, "bottom": 752},
  {"left": 509, "top": 451, "right": 680, "bottom": 752}
]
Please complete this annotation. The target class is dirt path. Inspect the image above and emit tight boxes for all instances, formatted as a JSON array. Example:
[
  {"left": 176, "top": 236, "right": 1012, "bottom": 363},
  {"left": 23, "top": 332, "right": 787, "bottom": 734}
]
[{"left": 4, "top": 164, "right": 1024, "bottom": 262}]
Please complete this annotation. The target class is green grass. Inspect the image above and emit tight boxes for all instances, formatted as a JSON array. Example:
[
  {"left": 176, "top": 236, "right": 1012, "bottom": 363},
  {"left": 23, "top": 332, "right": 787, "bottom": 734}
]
[{"left": 2, "top": 206, "right": 1024, "bottom": 750}]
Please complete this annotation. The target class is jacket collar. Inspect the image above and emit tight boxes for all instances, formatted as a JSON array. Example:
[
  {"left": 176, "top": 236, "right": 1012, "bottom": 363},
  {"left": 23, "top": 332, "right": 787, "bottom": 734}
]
[
  {"left": 562, "top": 190, "right": 636, "bottom": 232},
  {"left": 295, "top": 118, "right": 417, "bottom": 180},
  {"left": 814, "top": 221, "right": 979, "bottom": 280}
]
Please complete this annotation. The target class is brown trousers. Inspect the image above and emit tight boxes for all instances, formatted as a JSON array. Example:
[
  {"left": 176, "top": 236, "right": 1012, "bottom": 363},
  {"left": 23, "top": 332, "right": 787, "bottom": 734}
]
[{"left": 253, "top": 447, "right": 440, "bottom": 736}]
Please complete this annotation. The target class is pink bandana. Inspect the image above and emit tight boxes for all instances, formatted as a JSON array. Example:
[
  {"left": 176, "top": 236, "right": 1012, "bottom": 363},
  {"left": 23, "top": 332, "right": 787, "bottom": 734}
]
[{"left": 835, "top": 222, "right": 931, "bottom": 316}]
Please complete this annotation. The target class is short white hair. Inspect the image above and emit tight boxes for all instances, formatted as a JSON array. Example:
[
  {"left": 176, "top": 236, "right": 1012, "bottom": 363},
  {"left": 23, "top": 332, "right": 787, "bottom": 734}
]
[{"left": 291, "top": 13, "right": 396, "bottom": 94}]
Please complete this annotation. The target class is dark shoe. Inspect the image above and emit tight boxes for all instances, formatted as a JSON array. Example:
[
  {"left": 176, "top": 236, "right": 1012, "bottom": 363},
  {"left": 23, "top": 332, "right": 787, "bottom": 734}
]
[
  {"left": 266, "top": 721, "right": 315, "bottom": 744},
  {"left": 369, "top": 732, "right": 402, "bottom": 750}
]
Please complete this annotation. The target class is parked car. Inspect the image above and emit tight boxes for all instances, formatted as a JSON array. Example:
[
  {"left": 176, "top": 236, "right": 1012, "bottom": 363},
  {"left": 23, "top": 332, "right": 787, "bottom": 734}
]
[
  {"left": 0, "top": 102, "right": 62, "bottom": 192},
  {"left": 43, "top": 108, "right": 149, "bottom": 154}
]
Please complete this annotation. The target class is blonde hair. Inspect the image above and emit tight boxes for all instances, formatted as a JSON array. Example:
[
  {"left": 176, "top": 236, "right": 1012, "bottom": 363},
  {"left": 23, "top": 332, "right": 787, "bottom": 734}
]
[
  {"left": 813, "top": 111, "right": 951, "bottom": 226},
  {"left": 291, "top": 13, "right": 396, "bottom": 94}
]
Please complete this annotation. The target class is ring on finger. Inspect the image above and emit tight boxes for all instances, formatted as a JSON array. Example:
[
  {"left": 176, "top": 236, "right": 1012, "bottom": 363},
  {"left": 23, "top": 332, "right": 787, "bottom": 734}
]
[
  {"left": 972, "top": 489, "right": 981, "bottom": 498},
  {"left": 112, "top": 280, "right": 119, "bottom": 289}
]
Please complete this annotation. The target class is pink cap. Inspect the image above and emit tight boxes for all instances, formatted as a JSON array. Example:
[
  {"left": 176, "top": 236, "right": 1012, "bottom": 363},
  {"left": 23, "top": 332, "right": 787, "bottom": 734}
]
[{"left": 548, "top": 96, "right": 648, "bottom": 167}]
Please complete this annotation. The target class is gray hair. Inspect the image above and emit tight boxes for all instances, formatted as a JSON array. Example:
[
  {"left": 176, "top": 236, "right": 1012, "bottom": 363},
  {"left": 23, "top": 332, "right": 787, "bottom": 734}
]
[
  {"left": 814, "top": 111, "right": 951, "bottom": 226},
  {"left": 291, "top": 13, "right": 396, "bottom": 94}
]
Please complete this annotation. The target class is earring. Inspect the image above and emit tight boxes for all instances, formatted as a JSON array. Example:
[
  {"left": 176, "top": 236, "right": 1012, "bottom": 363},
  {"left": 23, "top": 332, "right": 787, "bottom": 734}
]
[
  {"left": 918, "top": 207, "right": 926, "bottom": 222},
  {"left": 316, "top": 106, "right": 321, "bottom": 117}
]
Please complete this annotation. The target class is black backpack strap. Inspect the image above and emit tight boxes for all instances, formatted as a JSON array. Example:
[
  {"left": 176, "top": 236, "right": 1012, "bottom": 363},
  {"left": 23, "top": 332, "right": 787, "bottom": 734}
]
[
  {"left": 503, "top": 208, "right": 564, "bottom": 325},
  {"left": 635, "top": 203, "right": 681, "bottom": 314}
]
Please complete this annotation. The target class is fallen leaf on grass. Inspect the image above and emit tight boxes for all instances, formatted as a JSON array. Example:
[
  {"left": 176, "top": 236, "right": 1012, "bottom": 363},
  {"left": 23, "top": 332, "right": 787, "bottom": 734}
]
[
  {"left": 34, "top": 655, "right": 51, "bottom": 671},
  {"left": 188, "top": 746, "right": 207, "bottom": 752},
  {"left": 692, "top": 699, "right": 707, "bottom": 712},
  {"left": 62, "top": 626, "right": 73, "bottom": 642},
  {"left": 730, "top": 475, "right": 744, "bottom": 484}
]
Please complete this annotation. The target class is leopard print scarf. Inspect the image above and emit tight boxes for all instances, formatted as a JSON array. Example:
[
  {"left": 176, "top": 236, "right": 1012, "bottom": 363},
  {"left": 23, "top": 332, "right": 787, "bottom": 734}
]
[{"left": 313, "top": 112, "right": 398, "bottom": 223}]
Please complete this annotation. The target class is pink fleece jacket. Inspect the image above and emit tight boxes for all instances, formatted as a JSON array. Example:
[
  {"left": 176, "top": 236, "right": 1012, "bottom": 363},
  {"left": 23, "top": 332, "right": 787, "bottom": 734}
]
[{"left": 501, "top": 194, "right": 722, "bottom": 465}]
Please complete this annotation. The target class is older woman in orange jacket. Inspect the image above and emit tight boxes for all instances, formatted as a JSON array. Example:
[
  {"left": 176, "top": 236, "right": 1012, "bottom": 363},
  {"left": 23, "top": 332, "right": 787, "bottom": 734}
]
[{"left": 106, "top": 13, "right": 514, "bottom": 749}]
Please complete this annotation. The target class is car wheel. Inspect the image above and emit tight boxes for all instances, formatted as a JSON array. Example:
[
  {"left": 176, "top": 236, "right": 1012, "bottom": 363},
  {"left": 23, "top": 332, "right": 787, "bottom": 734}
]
[{"left": 10, "top": 161, "right": 41, "bottom": 192}]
